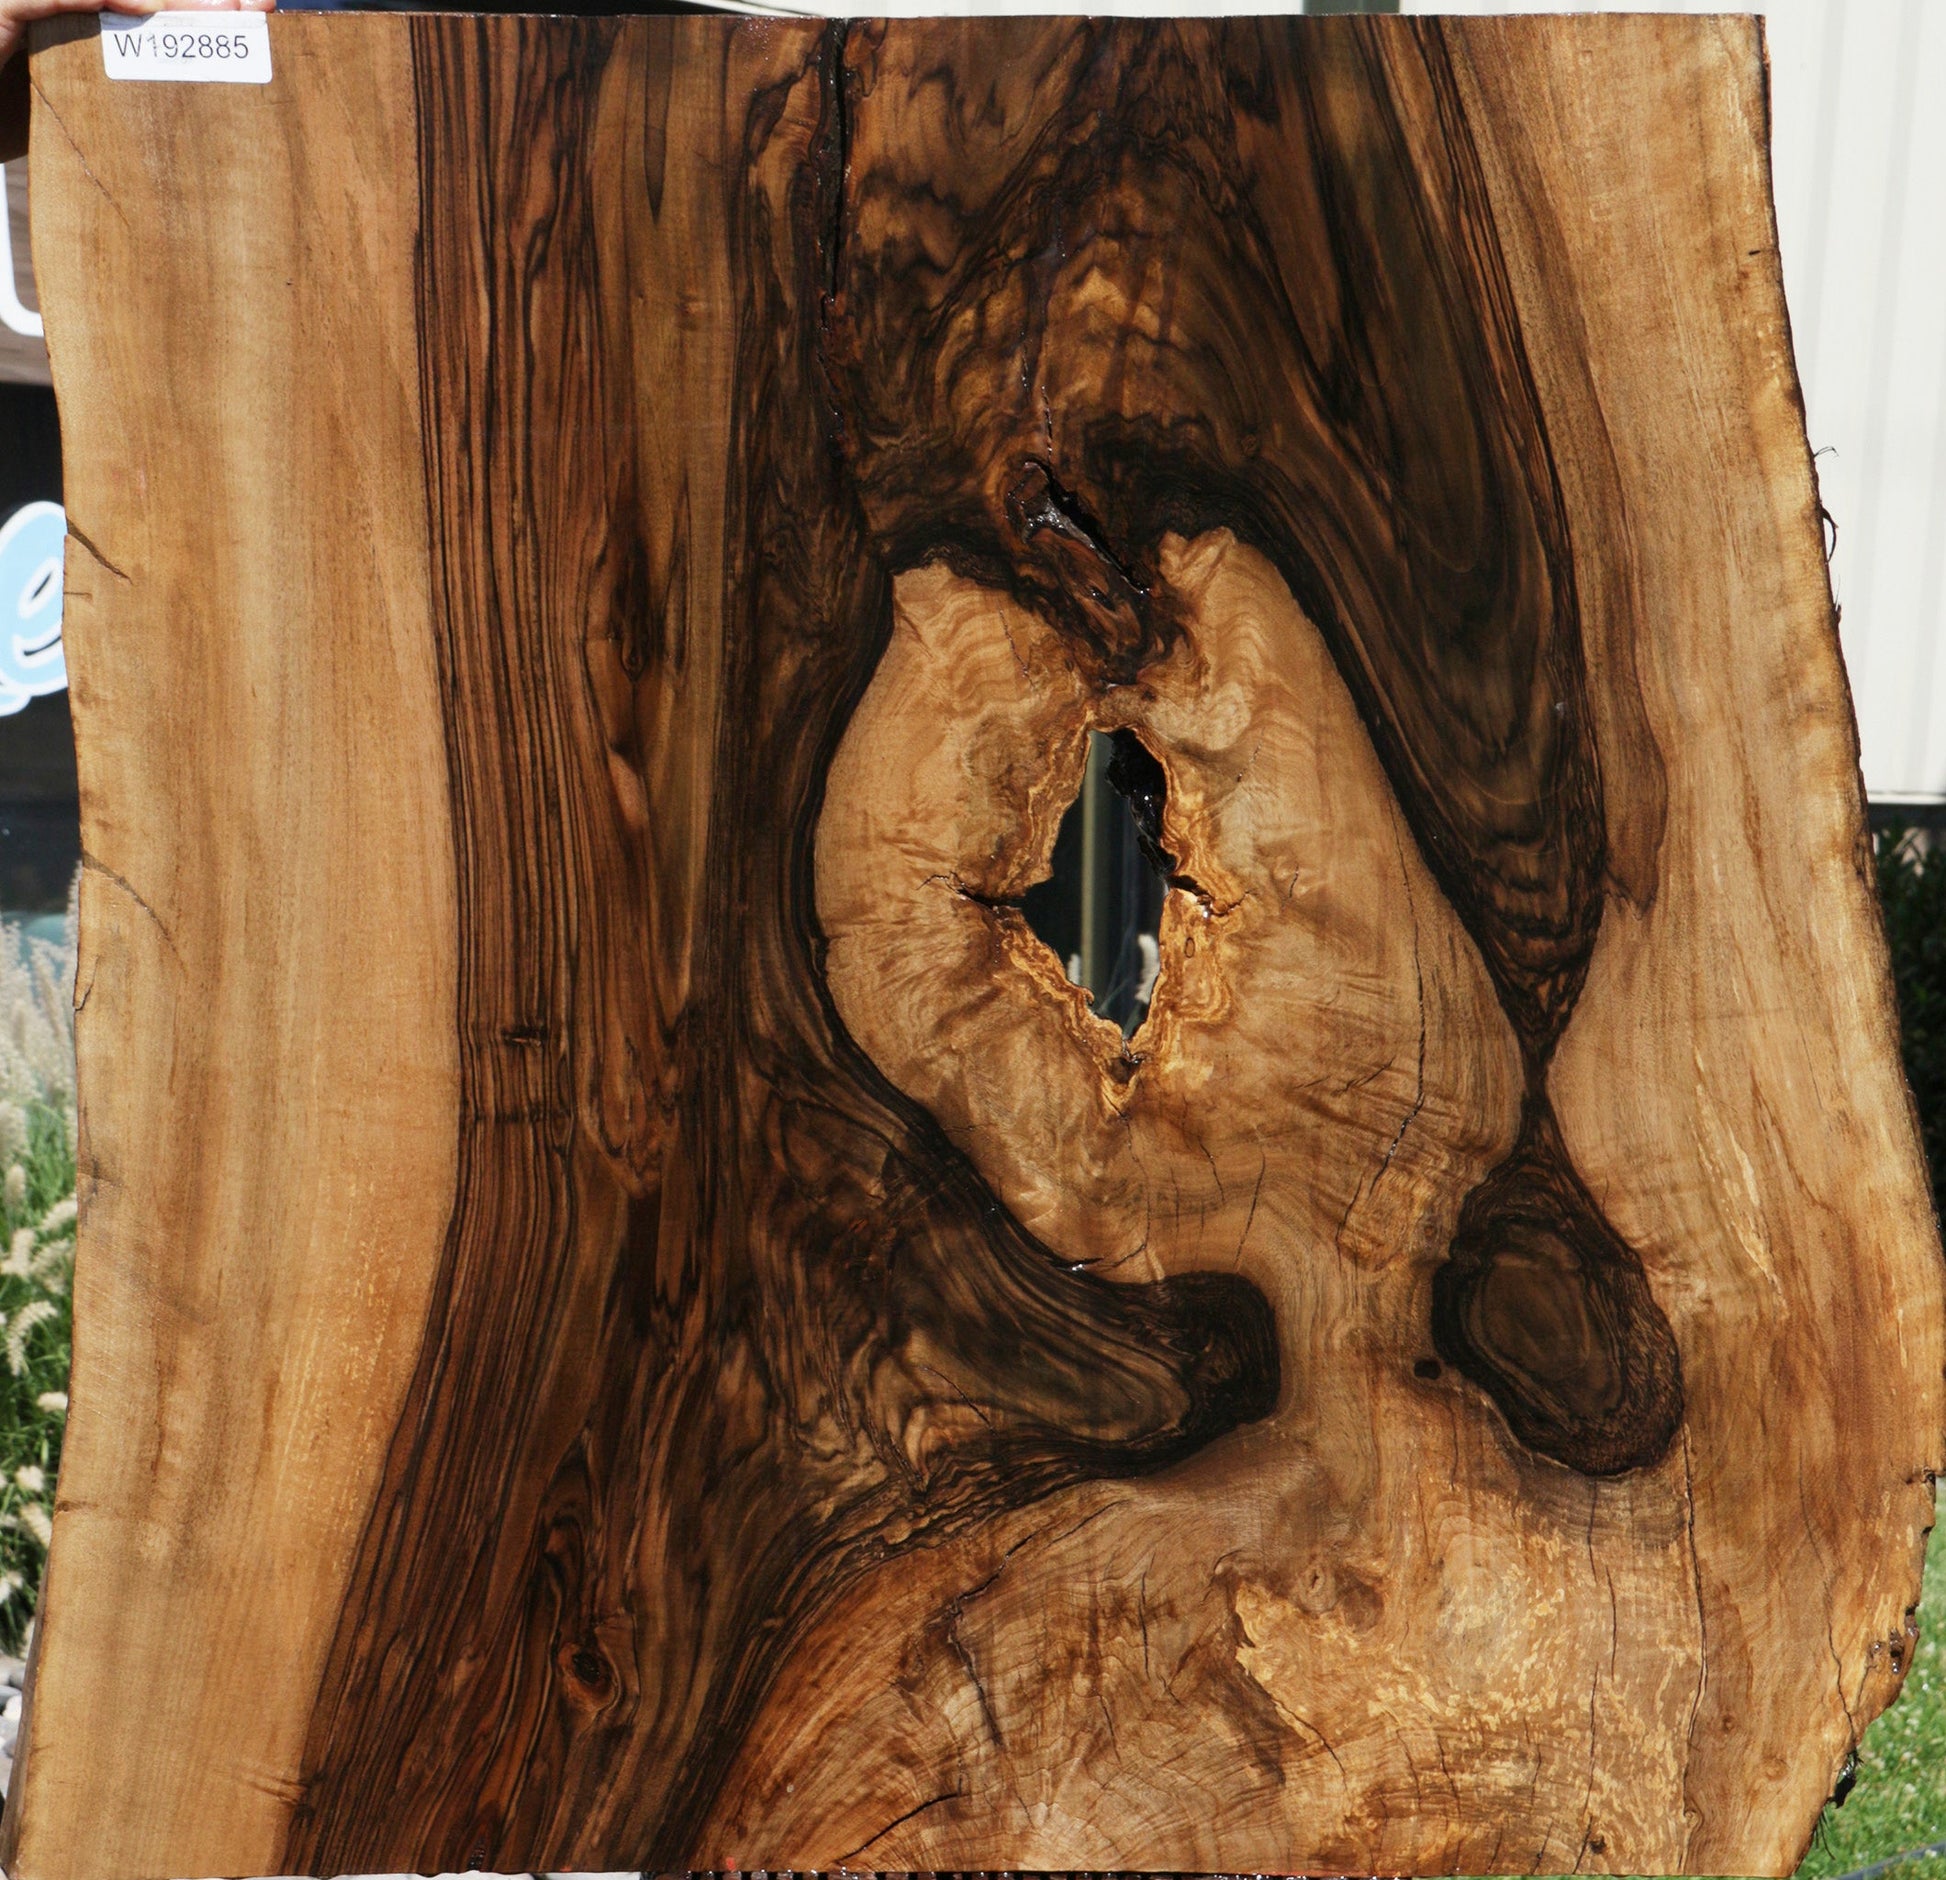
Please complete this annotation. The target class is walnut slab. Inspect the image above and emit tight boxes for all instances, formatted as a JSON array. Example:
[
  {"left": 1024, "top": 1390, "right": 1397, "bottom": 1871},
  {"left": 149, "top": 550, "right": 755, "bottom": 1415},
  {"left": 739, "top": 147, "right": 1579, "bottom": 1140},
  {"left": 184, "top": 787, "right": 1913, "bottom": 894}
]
[{"left": 9, "top": 12, "right": 1940, "bottom": 1878}]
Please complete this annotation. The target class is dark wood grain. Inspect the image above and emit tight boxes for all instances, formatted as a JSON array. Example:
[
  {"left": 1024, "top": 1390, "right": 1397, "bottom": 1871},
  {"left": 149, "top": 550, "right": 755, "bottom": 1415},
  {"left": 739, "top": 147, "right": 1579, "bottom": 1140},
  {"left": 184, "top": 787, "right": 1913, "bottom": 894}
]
[
  {"left": 15, "top": 14, "right": 1941, "bottom": 1878},
  {"left": 288, "top": 18, "right": 1274, "bottom": 1871},
  {"left": 825, "top": 16, "right": 1680, "bottom": 1479}
]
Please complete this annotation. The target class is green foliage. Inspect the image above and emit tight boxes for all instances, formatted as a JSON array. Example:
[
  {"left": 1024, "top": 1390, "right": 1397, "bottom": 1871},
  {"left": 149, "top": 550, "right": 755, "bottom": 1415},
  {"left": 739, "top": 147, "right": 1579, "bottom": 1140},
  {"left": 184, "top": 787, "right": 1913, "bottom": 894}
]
[
  {"left": 0, "top": 904, "right": 77, "bottom": 1654},
  {"left": 1798, "top": 1501, "right": 1946, "bottom": 1878},
  {"left": 1876, "top": 825, "right": 1946, "bottom": 1224},
  {"left": 1794, "top": 824, "right": 1946, "bottom": 1878},
  {"left": 0, "top": 1101, "right": 70, "bottom": 1650},
  {"left": 0, "top": 842, "right": 1934, "bottom": 1820}
]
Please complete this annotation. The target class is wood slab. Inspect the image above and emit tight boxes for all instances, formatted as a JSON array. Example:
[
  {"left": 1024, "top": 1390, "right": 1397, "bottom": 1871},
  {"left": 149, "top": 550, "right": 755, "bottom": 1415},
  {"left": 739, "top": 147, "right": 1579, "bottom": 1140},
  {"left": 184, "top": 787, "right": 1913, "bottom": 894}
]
[{"left": 10, "top": 13, "right": 1941, "bottom": 1877}]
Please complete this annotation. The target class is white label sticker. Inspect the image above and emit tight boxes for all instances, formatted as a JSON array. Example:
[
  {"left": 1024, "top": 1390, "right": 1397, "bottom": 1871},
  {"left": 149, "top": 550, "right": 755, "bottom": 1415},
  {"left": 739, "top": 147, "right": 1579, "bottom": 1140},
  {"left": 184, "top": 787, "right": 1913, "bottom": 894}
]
[{"left": 100, "top": 12, "right": 271, "bottom": 83}]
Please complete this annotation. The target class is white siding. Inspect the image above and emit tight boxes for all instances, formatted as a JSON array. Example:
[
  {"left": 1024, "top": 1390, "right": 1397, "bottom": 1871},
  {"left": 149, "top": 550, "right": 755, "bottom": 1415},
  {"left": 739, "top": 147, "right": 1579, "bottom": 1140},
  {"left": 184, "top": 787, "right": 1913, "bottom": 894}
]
[
  {"left": 1406, "top": 0, "right": 1946, "bottom": 804},
  {"left": 0, "top": 165, "right": 45, "bottom": 387},
  {"left": 14, "top": 1, "right": 1944, "bottom": 794}
]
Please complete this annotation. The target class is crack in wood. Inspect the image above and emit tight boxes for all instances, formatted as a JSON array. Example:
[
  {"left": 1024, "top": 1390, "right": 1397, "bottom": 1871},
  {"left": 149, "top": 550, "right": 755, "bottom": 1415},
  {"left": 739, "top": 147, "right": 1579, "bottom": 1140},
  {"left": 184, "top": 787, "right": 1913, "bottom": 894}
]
[{"left": 17, "top": 13, "right": 1941, "bottom": 1878}]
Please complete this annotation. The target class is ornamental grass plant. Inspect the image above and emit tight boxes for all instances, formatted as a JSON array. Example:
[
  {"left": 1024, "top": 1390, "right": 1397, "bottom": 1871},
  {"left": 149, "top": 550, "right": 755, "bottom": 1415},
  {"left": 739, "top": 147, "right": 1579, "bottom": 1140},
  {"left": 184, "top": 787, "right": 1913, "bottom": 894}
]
[
  {"left": 0, "top": 838, "right": 1938, "bottom": 1845},
  {"left": 1796, "top": 823, "right": 1946, "bottom": 1879},
  {"left": 0, "top": 892, "right": 74, "bottom": 1653}
]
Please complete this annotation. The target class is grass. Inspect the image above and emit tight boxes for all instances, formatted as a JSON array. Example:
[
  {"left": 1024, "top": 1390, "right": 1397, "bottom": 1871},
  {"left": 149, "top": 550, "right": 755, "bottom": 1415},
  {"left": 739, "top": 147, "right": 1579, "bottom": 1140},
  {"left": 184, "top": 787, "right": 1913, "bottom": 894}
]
[
  {"left": 0, "top": 829, "right": 1939, "bottom": 1837},
  {"left": 1790, "top": 825, "right": 1946, "bottom": 1879},
  {"left": 0, "top": 1101, "right": 71, "bottom": 1647},
  {"left": 1798, "top": 1494, "right": 1946, "bottom": 1879},
  {"left": 0, "top": 904, "right": 75, "bottom": 1654}
]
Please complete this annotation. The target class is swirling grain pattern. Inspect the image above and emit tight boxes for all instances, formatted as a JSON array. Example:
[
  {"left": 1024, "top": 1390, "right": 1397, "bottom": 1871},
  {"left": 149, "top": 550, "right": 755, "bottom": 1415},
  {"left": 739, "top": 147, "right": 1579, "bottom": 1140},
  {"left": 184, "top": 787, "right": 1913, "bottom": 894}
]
[{"left": 9, "top": 14, "right": 1940, "bottom": 1879}]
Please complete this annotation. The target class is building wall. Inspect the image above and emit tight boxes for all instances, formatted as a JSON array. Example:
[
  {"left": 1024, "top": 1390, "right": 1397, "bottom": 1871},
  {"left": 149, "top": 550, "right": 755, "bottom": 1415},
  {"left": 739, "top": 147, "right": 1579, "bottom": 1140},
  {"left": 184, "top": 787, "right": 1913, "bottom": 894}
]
[
  {"left": 4, "top": 5, "right": 1946, "bottom": 810},
  {"left": 1408, "top": 0, "right": 1946, "bottom": 807}
]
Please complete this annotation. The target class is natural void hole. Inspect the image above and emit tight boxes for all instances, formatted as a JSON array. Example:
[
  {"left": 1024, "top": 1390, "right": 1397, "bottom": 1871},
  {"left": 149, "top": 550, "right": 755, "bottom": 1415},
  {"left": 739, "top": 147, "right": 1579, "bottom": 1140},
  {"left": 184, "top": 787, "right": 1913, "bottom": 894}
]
[{"left": 1022, "top": 729, "right": 1173, "bottom": 1038}]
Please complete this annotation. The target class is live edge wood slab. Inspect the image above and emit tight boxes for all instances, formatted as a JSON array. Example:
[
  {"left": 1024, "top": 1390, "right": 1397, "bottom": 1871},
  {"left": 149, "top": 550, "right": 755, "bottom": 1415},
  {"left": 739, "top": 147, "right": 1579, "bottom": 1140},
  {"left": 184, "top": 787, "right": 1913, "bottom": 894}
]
[{"left": 10, "top": 11, "right": 1942, "bottom": 1877}]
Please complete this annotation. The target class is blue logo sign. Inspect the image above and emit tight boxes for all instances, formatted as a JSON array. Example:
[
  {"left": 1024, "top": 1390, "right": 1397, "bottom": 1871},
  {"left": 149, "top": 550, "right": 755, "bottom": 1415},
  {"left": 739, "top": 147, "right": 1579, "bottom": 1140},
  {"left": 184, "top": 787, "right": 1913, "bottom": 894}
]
[{"left": 0, "top": 503, "right": 66, "bottom": 717}]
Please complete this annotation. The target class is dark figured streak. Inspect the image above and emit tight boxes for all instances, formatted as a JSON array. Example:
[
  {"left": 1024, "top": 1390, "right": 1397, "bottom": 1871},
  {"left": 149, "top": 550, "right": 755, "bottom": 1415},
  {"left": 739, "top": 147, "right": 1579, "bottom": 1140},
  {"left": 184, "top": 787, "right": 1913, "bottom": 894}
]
[
  {"left": 827, "top": 18, "right": 1681, "bottom": 1477},
  {"left": 1433, "top": 1097, "right": 1683, "bottom": 1476},
  {"left": 284, "top": 14, "right": 1276, "bottom": 1874},
  {"left": 286, "top": 15, "right": 1686, "bottom": 1875}
]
